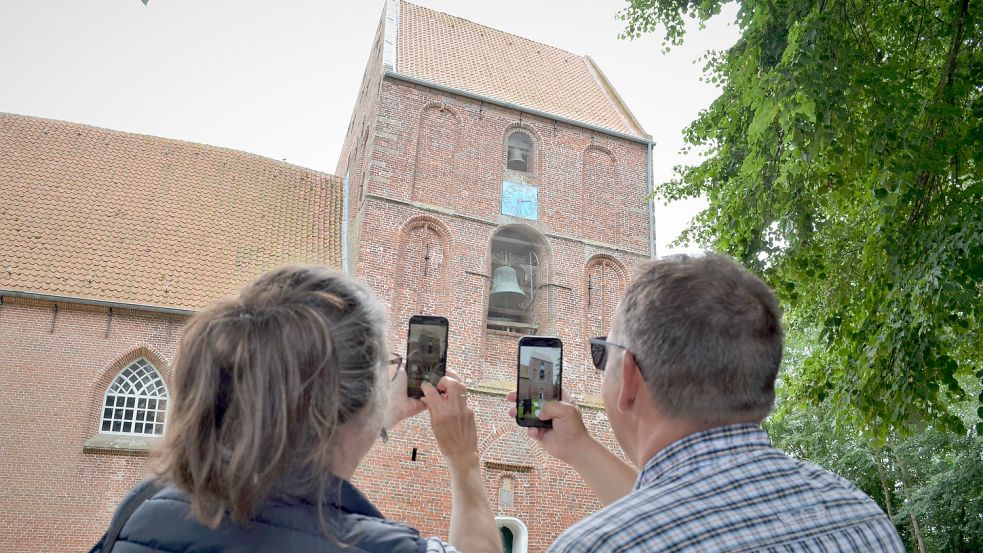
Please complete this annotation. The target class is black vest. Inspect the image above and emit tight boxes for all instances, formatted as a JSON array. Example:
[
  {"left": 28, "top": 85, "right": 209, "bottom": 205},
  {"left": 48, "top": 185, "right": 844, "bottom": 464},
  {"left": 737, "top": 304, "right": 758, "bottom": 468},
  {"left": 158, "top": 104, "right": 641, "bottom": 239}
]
[{"left": 98, "top": 479, "right": 427, "bottom": 553}]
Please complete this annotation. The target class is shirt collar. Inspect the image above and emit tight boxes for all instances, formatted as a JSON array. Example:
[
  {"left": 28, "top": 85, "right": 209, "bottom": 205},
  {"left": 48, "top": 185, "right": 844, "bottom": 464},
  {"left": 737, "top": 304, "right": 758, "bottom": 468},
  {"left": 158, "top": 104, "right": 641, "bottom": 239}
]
[{"left": 634, "top": 423, "right": 771, "bottom": 490}]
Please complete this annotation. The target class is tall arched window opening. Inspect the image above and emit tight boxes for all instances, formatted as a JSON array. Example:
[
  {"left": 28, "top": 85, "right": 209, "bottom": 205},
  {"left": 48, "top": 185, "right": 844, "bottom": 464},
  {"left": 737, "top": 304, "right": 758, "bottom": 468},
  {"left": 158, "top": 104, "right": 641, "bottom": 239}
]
[
  {"left": 506, "top": 132, "right": 533, "bottom": 172},
  {"left": 487, "top": 227, "right": 546, "bottom": 333},
  {"left": 100, "top": 359, "right": 168, "bottom": 436}
]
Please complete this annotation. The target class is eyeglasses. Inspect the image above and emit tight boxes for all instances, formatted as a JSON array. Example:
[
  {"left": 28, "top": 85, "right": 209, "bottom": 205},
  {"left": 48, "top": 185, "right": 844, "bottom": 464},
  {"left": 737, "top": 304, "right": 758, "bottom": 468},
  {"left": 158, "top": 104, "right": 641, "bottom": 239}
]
[
  {"left": 589, "top": 336, "right": 634, "bottom": 372},
  {"left": 387, "top": 355, "right": 403, "bottom": 381}
]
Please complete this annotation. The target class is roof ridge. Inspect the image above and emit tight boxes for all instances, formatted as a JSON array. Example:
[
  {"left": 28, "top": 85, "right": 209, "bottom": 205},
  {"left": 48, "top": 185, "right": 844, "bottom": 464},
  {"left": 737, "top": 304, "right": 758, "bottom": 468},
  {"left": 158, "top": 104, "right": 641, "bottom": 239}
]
[
  {"left": 400, "top": 0, "right": 586, "bottom": 59},
  {"left": 395, "top": 1, "right": 647, "bottom": 139},
  {"left": 581, "top": 56, "right": 649, "bottom": 138},
  {"left": 0, "top": 112, "right": 339, "bottom": 179}
]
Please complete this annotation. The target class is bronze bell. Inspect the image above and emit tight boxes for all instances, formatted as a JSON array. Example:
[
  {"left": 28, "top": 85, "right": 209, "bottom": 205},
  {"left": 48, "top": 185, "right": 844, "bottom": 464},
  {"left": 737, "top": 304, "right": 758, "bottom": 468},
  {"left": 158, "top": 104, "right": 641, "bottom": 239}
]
[
  {"left": 490, "top": 266, "right": 526, "bottom": 301},
  {"left": 507, "top": 146, "right": 528, "bottom": 165}
]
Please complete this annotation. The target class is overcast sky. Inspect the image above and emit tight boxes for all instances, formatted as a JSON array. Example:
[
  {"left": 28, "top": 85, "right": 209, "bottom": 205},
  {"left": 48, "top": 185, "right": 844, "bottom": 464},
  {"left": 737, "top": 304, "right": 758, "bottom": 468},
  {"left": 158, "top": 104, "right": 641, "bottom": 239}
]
[{"left": 0, "top": 0, "right": 739, "bottom": 254}]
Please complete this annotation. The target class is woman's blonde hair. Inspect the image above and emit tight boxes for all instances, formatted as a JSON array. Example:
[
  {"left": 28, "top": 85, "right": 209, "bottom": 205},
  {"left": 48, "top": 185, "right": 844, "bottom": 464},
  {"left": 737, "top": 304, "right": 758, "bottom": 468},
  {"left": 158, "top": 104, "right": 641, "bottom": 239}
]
[{"left": 156, "top": 265, "right": 388, "bottom": 529}]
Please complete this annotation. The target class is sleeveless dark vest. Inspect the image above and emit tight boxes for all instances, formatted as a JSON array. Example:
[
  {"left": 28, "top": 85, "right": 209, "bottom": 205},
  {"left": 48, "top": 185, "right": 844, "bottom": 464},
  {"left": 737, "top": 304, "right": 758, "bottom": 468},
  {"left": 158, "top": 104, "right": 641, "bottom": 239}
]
[{"left": 98, "top": 479, "right": 427, "bottom": 553}]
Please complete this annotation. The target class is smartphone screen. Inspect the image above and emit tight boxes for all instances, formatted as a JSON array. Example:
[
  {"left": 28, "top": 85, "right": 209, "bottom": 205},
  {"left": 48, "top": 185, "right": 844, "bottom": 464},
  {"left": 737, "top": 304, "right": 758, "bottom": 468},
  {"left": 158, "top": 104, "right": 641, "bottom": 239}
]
[
  {"left": 515, "top": 336, "right": 563, "bottom": 428},
  {"left": 406, "top": 315, "right": 449, "bottom": 398}
]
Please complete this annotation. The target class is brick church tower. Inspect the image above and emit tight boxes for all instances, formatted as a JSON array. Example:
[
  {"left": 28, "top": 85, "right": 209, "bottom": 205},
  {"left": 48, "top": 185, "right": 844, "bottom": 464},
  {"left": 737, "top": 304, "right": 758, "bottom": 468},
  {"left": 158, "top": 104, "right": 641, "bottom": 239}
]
[{"left": 336, "top": 2, "right": 655, "bottom": 549}]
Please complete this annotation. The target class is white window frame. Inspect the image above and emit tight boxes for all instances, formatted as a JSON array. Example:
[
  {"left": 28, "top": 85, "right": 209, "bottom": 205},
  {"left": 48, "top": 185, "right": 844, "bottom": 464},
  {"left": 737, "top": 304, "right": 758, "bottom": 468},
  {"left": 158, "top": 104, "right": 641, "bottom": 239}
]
[{"left": 100, "top": 358, "right": 168, "bottom": 437}]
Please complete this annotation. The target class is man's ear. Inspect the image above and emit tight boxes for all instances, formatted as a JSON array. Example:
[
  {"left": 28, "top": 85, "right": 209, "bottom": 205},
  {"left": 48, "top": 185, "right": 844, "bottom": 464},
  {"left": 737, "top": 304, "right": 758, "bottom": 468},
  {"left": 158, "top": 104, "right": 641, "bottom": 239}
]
[{"left": 616, "top": 351, "right": 645, "bottom": 413}]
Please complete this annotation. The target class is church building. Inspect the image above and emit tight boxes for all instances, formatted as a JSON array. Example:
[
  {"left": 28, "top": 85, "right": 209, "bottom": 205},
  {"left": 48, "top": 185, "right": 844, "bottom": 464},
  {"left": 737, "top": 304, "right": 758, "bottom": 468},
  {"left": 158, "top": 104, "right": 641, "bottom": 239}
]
[{"left": 0, "top": 2, "right": 654, "bottom": 551}]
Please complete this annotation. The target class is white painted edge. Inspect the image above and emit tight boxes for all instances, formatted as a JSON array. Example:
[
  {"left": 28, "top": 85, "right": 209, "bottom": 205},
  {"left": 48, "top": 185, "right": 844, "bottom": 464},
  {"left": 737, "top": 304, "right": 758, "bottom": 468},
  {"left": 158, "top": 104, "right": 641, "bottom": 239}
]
[
  {"left": 495, "top": 515, "right": 529, "bottom": 553},
  {"left": 383, "top": 0, "right": 400, "bottom": 71}
]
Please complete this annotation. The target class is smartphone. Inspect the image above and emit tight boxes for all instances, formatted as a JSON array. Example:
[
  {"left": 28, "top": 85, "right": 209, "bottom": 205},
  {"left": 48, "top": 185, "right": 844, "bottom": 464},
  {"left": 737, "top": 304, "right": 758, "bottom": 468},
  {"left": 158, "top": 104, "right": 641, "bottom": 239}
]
[
  {"left": 515, "top": 336, "right": 563, "bottom": 428},
  {"left": 405, "top": 315, "right": 449, "bottom": 398}
]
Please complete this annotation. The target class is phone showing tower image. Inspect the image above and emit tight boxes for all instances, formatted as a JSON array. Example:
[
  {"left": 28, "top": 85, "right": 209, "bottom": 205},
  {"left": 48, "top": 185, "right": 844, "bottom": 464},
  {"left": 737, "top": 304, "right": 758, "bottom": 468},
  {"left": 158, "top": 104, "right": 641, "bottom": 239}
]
[
  {"left": 405, "top": 315, "right": 449, "bottom": 398},
  {"left": 515, "top": 336, "right": 562, "bottom": 428}
]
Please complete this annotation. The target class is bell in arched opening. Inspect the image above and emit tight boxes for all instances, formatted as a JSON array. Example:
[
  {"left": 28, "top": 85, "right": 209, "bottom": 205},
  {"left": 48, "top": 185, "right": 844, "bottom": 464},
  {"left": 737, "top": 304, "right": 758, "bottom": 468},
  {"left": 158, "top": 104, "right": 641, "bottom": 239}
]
[
  {"left": 506, "top": 132, "right": 532, "bottom": 172},
  {"left": 487, "top": 227, "right": 542, "bottom": 332},
  {"left": 490, "top": 265, "right": 526, "bottom": 301}
]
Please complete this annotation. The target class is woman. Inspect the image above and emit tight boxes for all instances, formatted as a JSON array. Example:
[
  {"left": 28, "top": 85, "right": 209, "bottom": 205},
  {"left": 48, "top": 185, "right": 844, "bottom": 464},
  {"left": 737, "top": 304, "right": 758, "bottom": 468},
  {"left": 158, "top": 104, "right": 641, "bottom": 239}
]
[{"left": 92, "top": 266, "right": 500, "bottom": 552}]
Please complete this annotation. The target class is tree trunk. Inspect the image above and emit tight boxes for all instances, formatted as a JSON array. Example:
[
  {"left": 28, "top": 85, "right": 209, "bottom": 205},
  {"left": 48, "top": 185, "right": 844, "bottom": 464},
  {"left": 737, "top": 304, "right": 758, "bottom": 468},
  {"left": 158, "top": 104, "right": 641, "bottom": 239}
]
[
  {"left": 873, "top": 450, "right": 895, "bottom": 519},
  {"left": 895, "top": 454, "right": 927, "bottom": 553}
]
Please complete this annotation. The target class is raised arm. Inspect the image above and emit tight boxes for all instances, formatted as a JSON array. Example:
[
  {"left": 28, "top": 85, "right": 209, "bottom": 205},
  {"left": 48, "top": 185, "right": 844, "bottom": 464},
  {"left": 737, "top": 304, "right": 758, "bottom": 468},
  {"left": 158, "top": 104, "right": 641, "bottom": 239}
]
[
  {"left": 509, "top": 392, "right": 637, "bottom": 506},
  {"left": 422, "top": 377, "right": 500, "bottom": 553}
]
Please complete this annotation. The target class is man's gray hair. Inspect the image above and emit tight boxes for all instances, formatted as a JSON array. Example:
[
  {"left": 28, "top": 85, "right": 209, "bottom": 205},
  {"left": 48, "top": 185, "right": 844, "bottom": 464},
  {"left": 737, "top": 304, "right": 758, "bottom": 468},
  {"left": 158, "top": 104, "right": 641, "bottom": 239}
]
[{"left": 614, "top": 253, "right": 783, "bottom": 423}]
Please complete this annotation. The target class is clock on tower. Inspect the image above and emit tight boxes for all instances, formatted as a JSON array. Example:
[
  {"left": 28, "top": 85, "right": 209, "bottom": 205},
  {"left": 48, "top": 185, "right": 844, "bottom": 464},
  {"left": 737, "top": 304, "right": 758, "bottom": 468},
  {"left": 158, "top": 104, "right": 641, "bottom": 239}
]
[{"left": 501, "top": 181, "right": 538, "bottom": 220}]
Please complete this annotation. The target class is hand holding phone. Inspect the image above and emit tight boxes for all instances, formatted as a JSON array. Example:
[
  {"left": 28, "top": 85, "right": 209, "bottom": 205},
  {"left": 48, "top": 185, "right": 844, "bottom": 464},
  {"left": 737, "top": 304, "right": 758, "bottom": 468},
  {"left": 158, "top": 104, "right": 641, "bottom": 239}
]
[
  {"left": 515, "top": 336, "right": 563, "bottom": 428},
  {"left": 419, "top": 371, "right": 478, "bottom": 467},
  {"left": 406, "top": 315, "right": 449, "bottom": 398}
]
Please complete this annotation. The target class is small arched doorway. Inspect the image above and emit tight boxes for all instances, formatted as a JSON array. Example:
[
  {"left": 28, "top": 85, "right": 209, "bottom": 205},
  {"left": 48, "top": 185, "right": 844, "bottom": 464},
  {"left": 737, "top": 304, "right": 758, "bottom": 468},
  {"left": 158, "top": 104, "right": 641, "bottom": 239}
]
[{"left": 495, "top": 516, "right": 528, "bottom": 553}]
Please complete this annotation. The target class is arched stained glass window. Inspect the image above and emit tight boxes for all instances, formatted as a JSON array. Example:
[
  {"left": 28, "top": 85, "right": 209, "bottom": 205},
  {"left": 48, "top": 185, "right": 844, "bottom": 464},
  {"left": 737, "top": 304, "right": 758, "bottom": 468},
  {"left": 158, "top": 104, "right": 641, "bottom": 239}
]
[{"left": 100, "top": 359, "right": 168, "bottom": 436}]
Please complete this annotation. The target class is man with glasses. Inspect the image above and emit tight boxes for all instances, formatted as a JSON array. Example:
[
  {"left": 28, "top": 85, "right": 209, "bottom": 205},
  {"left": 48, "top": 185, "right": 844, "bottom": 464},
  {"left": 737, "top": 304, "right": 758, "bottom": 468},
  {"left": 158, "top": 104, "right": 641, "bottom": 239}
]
[{"left": 511, "top": 253, "right": 903, "bottom": 552}]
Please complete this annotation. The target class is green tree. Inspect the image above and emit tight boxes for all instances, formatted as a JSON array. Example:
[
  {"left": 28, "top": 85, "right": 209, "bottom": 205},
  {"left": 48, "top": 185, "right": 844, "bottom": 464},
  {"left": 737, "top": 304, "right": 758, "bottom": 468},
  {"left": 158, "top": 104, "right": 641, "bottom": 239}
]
[
  {"left": 620, "top": 0, "right": 983, "bottom": 434},
  {"left": 767, "top": 389, "right": 983, "bottom": 552}
]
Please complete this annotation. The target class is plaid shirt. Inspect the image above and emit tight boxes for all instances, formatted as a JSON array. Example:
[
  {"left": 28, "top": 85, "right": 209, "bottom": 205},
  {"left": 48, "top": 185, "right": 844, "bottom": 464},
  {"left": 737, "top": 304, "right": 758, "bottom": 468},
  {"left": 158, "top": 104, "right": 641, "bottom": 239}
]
[{"left": 549, "top": 424, "right": 904, "bottom": 552}]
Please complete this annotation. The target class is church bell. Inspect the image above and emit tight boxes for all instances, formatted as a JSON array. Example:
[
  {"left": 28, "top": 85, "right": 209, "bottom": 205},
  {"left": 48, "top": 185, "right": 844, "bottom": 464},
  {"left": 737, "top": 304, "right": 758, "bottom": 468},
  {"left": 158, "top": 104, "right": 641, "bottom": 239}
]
[
  {"left": 490, "top": 265, "right": 526, "bottom": 301},
  {"left": 507, "top": 147, "right": 528, "bottom": 166}
]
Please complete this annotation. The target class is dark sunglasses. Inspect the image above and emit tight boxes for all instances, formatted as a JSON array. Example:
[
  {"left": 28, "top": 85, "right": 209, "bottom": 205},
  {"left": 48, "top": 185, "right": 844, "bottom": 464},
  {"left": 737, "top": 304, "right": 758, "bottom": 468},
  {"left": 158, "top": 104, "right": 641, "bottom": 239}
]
[{"left": 589, "top": 336, "right": 639, "bottom": 373}]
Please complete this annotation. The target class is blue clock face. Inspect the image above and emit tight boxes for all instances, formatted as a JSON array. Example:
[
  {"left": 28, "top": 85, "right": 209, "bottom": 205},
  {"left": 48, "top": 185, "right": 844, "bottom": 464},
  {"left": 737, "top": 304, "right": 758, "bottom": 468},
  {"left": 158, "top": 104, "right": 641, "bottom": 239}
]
[{"left": 501, "top": 181, "right": 538, "bottom": 220}]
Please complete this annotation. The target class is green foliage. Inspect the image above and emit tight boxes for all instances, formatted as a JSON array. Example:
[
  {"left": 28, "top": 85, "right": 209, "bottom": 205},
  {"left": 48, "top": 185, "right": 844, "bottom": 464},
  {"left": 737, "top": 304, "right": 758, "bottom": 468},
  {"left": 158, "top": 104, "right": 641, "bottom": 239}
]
[
  {"left": 620, "top": 0, "right": 983, "bottom": 435},
  {"left": 766, "top": 391, "right": 983, "bottom": 552}
]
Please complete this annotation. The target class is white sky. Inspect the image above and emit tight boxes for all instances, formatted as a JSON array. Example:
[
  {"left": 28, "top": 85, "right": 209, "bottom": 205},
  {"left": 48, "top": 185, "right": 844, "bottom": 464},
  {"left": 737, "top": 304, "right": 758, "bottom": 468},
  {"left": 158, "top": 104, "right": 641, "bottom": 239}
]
[
  {"left": 0, "top": 0, "right": 739, "bottom": 254},
  {"left": 519, "top": 345, "right": 561, "bottom": 368}
]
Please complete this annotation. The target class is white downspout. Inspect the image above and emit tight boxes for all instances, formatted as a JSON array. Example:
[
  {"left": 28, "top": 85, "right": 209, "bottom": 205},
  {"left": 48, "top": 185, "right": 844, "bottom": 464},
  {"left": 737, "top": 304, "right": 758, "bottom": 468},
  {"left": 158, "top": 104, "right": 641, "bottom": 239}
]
[
  {"left": 341, "top": 173, "right": 350, "bottom": 273},
  {"left": 647, "top": 141, "right": 656, "bottom": 259}
]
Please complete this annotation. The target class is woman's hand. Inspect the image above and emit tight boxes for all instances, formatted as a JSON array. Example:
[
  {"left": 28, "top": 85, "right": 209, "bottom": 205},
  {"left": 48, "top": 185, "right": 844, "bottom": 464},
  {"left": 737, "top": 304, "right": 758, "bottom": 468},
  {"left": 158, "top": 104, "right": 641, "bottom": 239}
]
[
  {"left": 384, "top": 366, "right": 426, "bottom": 430},
  {"left": 420, "top": 372, "right": 478, "bottom": 468},
  {"left": 421, "top": 371, "right": 500, "bottom": 553}
]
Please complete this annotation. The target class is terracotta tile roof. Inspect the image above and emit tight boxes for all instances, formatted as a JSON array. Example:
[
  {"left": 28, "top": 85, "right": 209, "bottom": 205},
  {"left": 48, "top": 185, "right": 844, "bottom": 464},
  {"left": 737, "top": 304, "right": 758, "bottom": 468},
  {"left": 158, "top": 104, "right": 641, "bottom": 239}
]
[
  {"left": 0, "top": 113, "right": 343, "bottom": 311},
  {"left": 396, "top": 1, "right": 647, "bottom": 139}
]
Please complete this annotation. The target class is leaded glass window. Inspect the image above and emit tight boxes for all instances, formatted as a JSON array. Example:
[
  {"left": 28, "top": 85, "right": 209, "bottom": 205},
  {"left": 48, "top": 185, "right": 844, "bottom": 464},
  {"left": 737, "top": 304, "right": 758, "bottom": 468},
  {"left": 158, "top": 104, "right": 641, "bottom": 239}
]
[{"left": 100, "top": 359, "right": 168, "bottom": 436}]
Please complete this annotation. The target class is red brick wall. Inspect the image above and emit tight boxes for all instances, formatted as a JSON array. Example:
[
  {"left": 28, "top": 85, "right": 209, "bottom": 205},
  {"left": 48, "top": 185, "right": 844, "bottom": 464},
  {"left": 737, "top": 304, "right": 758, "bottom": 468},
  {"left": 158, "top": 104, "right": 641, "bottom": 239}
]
[
  {"left": 336, "top": 6, "right": 387, "bottom": 273},
  {"left": 0, "top": 298, "right": 185, "bottom": 553},
  {"left": 347, "top": 74, "right": 651, "bottom": 549}
]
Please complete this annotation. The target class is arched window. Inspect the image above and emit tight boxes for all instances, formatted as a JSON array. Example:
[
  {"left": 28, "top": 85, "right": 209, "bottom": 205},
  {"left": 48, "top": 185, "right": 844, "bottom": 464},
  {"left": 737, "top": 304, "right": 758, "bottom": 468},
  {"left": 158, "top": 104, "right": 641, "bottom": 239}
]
[
  {"left": 487, "top": 227, "right": 546, "bottom": 333},
  {"left": 585, "top": 256, "right": 627, "bottom": 336},
  {"left": 412, "top": 104, "right": 460, "bottom": 203},
  {"left": 506, "top": 132, "right": 533, "bottom": 172},
  {"left": 392, "top": 219, "right": 448, "bottom": 337},
  {"left": 581, "top": 146, "right": 621, "bottom": 243},
  {"left": 100, "top": 359, "right": 168, "bottom": 436}
]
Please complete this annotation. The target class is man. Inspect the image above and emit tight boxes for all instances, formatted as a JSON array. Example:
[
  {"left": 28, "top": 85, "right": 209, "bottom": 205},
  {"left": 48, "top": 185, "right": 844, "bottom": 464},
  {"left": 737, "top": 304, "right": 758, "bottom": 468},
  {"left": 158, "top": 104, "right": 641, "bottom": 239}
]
[{"left": 513, "top": 253, "right": 904, "bottom": 552}]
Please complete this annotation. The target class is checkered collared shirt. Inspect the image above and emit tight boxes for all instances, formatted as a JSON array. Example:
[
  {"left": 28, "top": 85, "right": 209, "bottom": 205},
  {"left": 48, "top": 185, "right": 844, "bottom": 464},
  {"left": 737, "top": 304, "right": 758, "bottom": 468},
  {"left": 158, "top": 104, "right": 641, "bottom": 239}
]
[{"left": 549, "top": 424, "right": 904, "bottom": 552}]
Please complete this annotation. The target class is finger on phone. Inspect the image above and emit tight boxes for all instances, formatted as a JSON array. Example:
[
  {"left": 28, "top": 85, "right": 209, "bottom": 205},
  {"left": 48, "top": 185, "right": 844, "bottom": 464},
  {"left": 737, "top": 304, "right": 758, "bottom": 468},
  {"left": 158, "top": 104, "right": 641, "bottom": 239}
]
[
  {"left": 420, "top": 381, "right": 440, "bottom": 405},
  {"left": 506, "top": 390, "right": 517, "bottom": 402},
  {"left": 508, "top": 406, "right": 517, "bottom": 417},
  {"left": 527, "top": 427, "right": 546, "bottom": 441}
]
